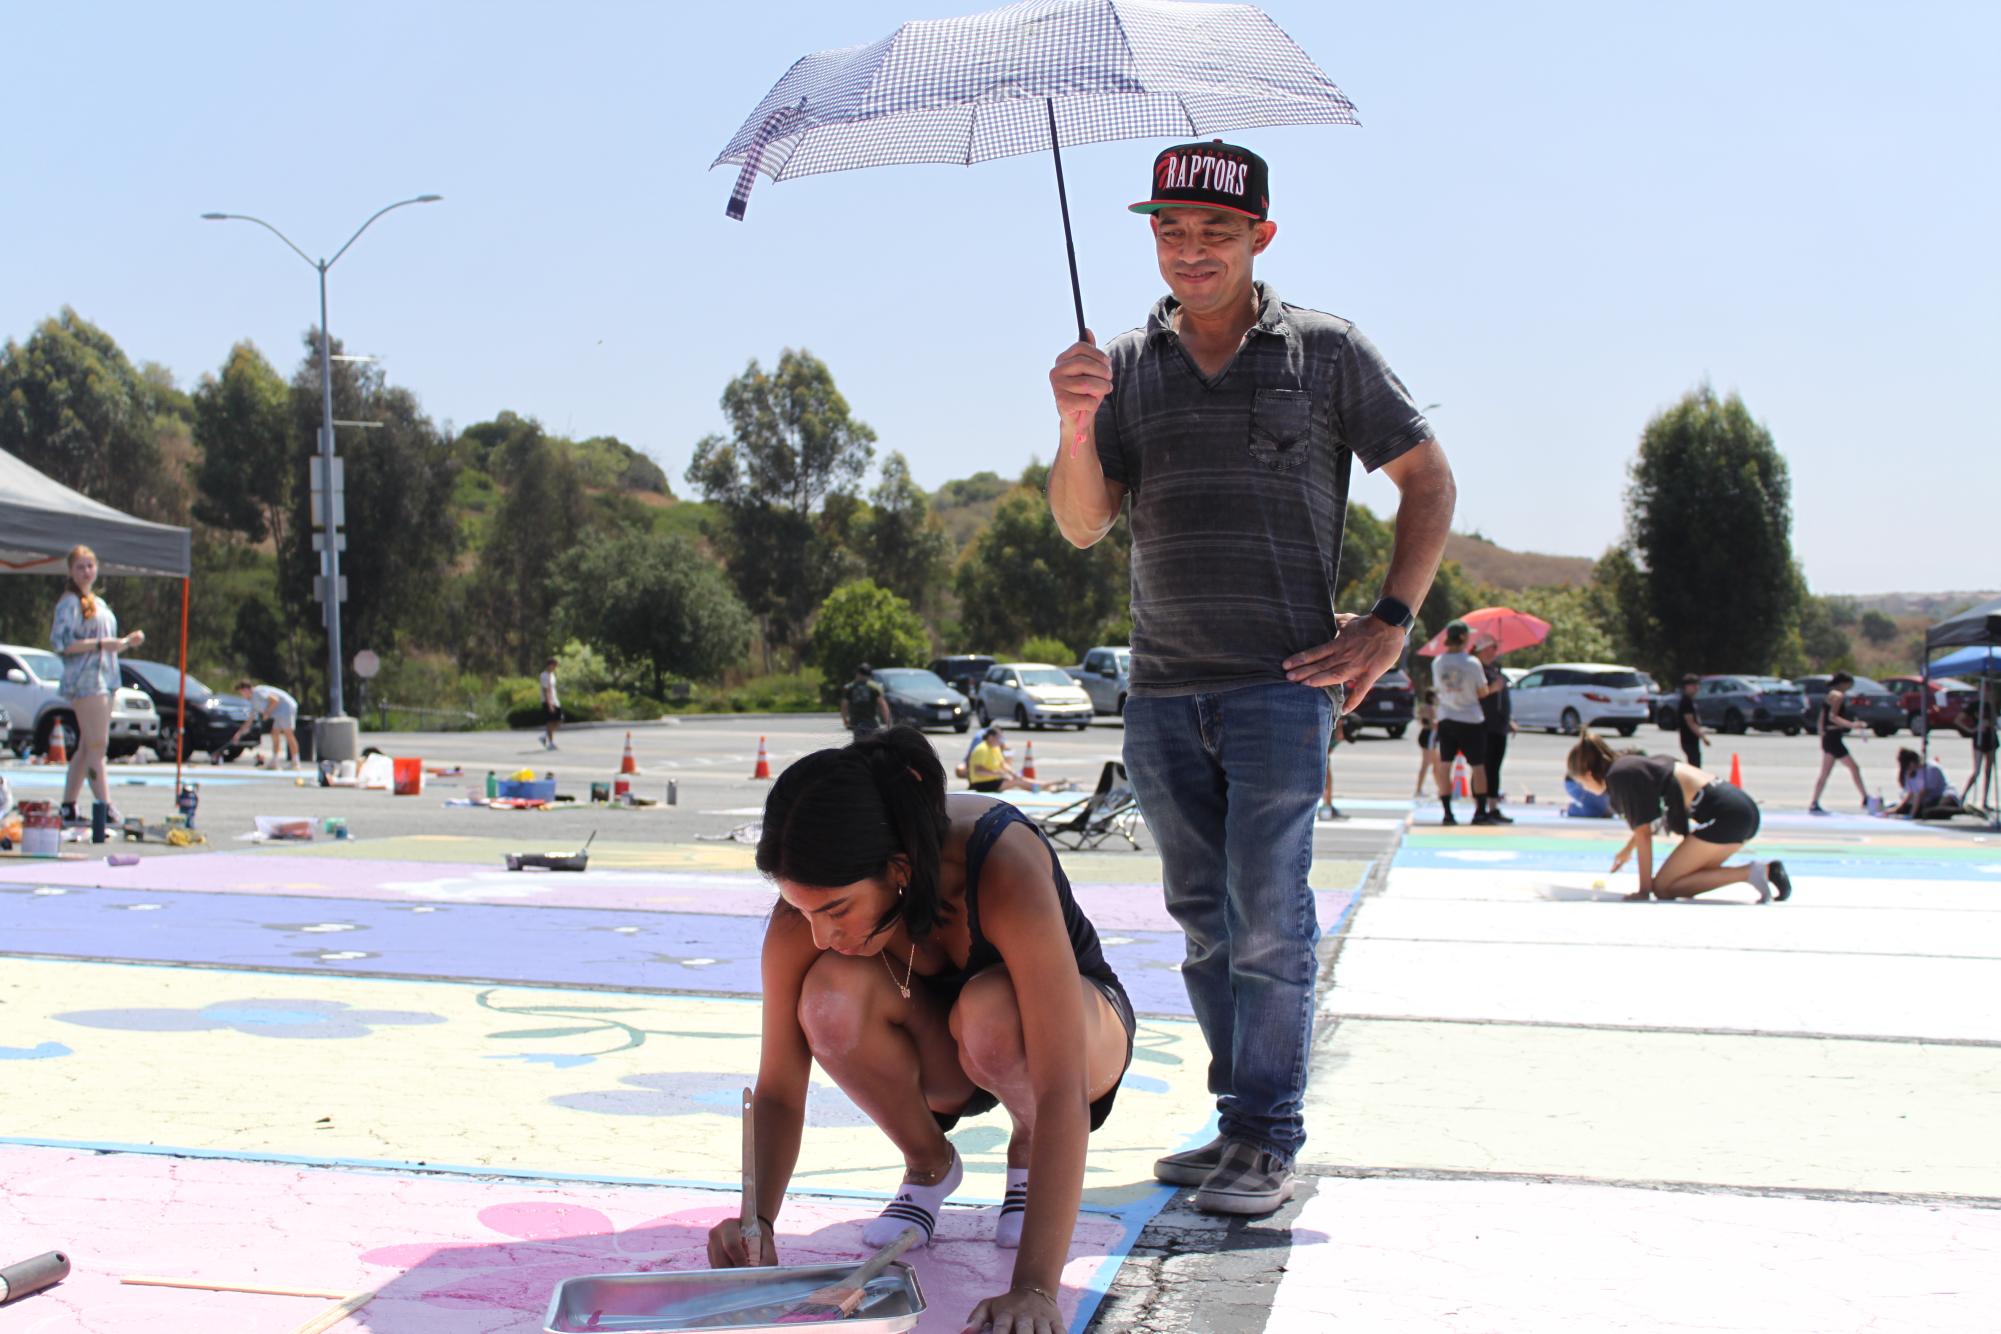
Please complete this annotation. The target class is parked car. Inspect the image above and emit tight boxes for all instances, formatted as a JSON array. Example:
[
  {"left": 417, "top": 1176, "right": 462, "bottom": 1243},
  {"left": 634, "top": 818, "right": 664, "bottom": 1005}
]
[
  {"left": 120, "top": 658, "right": 256, "bottom": 760},
  {"left": 927, "top": 654, "right": 997, "bottom": 702},
  {"left": 1509, "top": 662, "right": 1651, "bottom": 735},
  {"left": 868, "top": 667, "right": 971, "bottom": 733},
  {"left": 975, "top": 662, "right": 1094, "bottom": 730},
  {"left": 1065, "top": 646, "right": 1131, "bottom": 716},
  {"left": 1346, "top": 667, "right": 1415, "bottom": 739},
  {"left": 0, "top": 643, "right": 160, "bottom": 759},
  {"left": 1797, "top": 674, "right": 1905, "bottom": 737},
  {"left": 1686, "top": 675, "right": 1807, "bottom": 735},
  {"left": 1879, "top": 674, "right": 1981, "bottom": 736}
]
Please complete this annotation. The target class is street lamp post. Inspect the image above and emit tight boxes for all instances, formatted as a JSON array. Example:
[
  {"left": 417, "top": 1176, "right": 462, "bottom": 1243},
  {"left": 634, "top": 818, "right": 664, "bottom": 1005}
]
[{"left": 201, "top": 195, "right": 441, "bottom": 723}]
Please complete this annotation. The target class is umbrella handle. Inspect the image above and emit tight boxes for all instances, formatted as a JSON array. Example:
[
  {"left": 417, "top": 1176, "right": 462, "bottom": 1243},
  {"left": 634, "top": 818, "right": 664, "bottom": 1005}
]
[{"left": 1046, "top": 99, "right": 1086, "bottom": 343}]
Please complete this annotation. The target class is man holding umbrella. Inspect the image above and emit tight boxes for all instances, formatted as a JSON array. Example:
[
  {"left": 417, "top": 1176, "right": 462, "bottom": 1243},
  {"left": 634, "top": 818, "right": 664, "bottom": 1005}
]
[{"left": 1048, "top": 141, "right": 1455, "bottom": 1214}]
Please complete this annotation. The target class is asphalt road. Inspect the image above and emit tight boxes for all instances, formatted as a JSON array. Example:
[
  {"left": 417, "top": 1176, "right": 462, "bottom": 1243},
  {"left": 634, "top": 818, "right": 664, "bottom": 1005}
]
[{"left": 19, "top": 709, "right": 1957, "bottom": 856}]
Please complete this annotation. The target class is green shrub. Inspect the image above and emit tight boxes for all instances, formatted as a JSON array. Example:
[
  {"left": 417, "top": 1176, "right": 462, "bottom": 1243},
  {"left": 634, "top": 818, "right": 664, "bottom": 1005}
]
[{"left": 1017, "top": 635, "right": 1073, "bottom": 666}]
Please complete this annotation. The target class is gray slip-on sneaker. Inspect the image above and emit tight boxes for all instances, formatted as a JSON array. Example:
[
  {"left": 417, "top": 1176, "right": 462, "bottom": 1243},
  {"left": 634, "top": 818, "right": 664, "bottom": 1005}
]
[
  {"left": 1193, "top": 1140, "right": 1296, "bottom": 1216},
  {"left": 1153, "top": 1134, "right": 1230, "bottom": 1186}
]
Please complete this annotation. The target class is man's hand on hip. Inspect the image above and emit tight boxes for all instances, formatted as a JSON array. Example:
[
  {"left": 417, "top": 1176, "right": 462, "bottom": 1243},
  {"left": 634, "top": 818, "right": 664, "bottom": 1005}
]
[{"left": 1284, "top": 613, "right": 1406, "bottom": 708}]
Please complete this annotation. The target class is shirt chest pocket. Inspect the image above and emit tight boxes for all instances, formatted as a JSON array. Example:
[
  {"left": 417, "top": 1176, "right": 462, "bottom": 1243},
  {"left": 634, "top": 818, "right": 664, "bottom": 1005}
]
[{"left": 1249, "top": 387, "right": 1313, "bottom": 473}]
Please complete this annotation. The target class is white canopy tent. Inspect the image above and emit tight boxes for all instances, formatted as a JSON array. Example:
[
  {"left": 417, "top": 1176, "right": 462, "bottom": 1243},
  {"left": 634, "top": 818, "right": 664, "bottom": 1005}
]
[{"left": 0, "top": 447, "right": 195, "bottom": 785}]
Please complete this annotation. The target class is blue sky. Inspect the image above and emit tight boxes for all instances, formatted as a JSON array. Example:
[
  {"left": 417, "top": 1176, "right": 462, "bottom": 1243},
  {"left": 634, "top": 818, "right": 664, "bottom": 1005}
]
[{"left": 6, "top": 1, "right": 1994, "bottom": 595}]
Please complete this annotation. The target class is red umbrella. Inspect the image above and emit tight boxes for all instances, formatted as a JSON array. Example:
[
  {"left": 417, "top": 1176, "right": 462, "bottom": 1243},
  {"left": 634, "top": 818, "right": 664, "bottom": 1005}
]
[{"left": 1414, "top": 606, "right": 1552, "bottom": 658}]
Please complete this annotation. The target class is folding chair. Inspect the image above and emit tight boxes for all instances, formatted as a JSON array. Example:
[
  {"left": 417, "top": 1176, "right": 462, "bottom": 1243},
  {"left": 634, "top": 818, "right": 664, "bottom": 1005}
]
[{"left": 1033, "top": 760, "right": 1142, "bottom": 852}]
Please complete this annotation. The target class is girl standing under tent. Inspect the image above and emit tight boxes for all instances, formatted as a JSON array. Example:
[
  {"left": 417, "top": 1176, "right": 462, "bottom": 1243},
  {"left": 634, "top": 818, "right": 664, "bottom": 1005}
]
[
  {"left": 1808, "top": 671, "right": 1870, "bottom": 815},
  {"left": 1955, "top": 683, "right": 1997, "bottom": 807},
  {"left": 1566, "top": 731, "right": 1792, "bottom": 903},
  {"left": 50, "top": 545, "right": 144, "bottom": 824},
  {"left": 707, "top": 725, "right": 1133, "bottom": 1334}
]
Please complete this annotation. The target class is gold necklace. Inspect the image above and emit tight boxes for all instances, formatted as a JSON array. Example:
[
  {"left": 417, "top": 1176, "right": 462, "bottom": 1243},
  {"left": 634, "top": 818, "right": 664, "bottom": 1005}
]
[{"left": 881, "top": 936, "right": 916, "bottom": 1000}]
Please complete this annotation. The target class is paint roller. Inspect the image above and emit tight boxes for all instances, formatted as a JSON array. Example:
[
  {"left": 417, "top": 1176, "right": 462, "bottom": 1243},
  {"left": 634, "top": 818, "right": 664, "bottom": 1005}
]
[{"left": 0, "top": 1250, "right": 70, "bottom": 1304}]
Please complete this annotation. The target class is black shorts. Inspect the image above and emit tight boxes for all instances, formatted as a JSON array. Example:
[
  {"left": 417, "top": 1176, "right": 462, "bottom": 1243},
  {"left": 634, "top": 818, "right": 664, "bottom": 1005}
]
[
  {"left": 1820, "top": 731, "right": 1849, "bottom": 759},
  {"left": 1976, "top": 727, "right": 1999, "bottom": 755},
  {"left": 931, "top": 975, "right": 1136, "bottom": 1134},
  {"left": 1434, "top": 719, "right": 1488, "bottom": 767},
  {"left": 544, "top": 704, "right": 563, "bottom": 724},
  {"left": 1417, "top": 727, "right": 1435, "bottom": 750},
  {"left": 1689, "top": 781, "right": 1761, "bottom": 845},
  {"left": 1680, "top": 734, "right": 1702, "bottom": 768},
  {"left": 969, "top": 778, "right": 1004, "bottom": 793}
]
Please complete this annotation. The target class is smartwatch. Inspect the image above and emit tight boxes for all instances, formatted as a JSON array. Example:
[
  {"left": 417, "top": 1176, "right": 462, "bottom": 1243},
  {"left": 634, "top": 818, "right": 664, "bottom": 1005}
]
[{"left": 1369, "top": 596, "right": 1415, "bottom": 632}]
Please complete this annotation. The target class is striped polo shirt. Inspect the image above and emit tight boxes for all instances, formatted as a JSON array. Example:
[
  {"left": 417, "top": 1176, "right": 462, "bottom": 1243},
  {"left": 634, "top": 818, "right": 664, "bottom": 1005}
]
[{"left": 1092, "top": 283, "right": 1433, "bottom": 697}]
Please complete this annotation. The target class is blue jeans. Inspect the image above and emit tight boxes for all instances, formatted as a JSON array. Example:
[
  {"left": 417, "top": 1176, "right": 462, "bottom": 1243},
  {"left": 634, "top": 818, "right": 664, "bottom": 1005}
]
[{"left": 1124, "top": 681, "right": 1331, "bottom": 1164}]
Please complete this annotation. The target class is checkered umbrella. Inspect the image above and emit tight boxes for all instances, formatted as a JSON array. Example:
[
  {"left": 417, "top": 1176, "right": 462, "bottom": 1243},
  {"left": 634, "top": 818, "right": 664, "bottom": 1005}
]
[{"left": 713, "top": 0, "right": 1358, "bottom": 337}]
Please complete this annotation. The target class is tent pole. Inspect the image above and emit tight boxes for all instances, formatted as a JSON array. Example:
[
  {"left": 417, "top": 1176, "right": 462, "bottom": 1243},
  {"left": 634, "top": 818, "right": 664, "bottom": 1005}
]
[{"left": 176, "top": 577, "right": 189, "bottom": 792}]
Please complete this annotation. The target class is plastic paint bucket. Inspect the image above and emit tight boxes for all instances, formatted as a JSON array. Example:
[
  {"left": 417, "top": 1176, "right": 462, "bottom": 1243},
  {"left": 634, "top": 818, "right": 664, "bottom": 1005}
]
[
  {"left": 392, "top": 757, "right": 424, "bottom": 796},
  {"left": 20, "top": 802, "right": 58, "bottom": 858}
]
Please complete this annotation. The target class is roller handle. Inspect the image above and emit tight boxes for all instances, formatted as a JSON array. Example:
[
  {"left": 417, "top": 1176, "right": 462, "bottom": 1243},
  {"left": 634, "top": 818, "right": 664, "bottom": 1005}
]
[{"left": 0, "top": 1250, "right": 71, "bottom": 1304}]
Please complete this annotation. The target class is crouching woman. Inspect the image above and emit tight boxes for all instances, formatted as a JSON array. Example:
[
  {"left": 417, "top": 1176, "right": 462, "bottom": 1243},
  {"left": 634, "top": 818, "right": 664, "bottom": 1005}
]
[
  {"left": 1566, "top": 730, "right": 1792, "bottom": 904},
  {"left": 707, "top": 725, "right": 1134, "bottom": 1334}
]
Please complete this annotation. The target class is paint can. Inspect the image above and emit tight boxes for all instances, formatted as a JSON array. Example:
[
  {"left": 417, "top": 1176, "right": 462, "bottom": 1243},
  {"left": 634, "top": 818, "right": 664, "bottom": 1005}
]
[
  {"left": 19, "top": 802, "right": 58, "bottom": 858},
  {"left": 590, "top": 781, "right": 611, "bottom": 804},
  {"left": 322, "top": 816, "right": 349, "bottom": 840},
  {"left": 176, "top": 784, "right": 199, "bottom": 828},
  {"left": 485, "top": 770, "right": 499, "bottom": 799},
  {"left": 667, "top": 779, "right": 678, "bottom": 806},
  {"left": 613, "top": 776, "right": 631, "bottom": 800}
]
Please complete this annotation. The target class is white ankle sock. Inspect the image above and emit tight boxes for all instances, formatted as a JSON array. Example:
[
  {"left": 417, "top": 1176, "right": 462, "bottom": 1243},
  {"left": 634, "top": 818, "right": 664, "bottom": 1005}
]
[
  {"left": 995, "top": 1167, "right": 1029, "bottom": 1249},
  {"left": 1747, "top": 860, "right": 1771, "bottom": 902},
  {"left": 863, "top": 1148, "right": 962, "bottom": 1249}
]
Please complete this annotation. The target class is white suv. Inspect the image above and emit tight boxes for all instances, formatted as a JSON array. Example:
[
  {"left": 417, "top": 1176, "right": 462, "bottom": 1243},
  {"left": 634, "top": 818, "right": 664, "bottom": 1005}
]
[
  {"left": 975, "top": 662, "right": 1095, "bottom": 730},
  {"left": 1510, "top": 662, "right": 1651, "bottom": 736},
  {"left": 0, "top": 643, "right": 159, "bottom": 759}
]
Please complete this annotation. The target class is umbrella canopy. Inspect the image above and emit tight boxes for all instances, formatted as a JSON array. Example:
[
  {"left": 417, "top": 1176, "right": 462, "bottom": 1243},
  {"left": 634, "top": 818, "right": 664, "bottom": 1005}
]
[
  {"left": 1925, "top": 595, "right": 2001, "bottom": 652},
  {"left": 1928, "top": 645, "right": 2001, "bottom": 678},
  {"left": 1414, "top": 606, "right": 1552, "bottom": 658},
  {"left": 715, "top": 0, "right": 1356, "bottom": 208}
]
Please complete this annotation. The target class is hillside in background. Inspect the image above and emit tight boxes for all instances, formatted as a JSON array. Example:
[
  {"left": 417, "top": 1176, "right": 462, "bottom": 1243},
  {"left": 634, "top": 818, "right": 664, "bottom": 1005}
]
[{"left": 1444, "top": 534, "right": 1597, "bottom": 591}]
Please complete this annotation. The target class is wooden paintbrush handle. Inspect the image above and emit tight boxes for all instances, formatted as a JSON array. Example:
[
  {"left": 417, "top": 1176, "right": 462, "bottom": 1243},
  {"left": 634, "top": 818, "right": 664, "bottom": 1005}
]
[
  {"left": 739, "top": 1087, "right": 763, "bottom": 1254},
  {"left": 814, "top": 1227, "right": 920, "bottom": 1314},
  {"left": 289, "top": 1290, "right": 375, "bottom": 1334}
]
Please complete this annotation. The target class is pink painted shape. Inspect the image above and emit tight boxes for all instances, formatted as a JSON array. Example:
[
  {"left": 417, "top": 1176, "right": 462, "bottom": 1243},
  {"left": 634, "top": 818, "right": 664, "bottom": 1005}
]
[
  {"left": 6, "top": 852, "right": 1350, "bottom": 934},
  {"left": 0, "top": 1146, "right": 1125, "bottom": 1333}
]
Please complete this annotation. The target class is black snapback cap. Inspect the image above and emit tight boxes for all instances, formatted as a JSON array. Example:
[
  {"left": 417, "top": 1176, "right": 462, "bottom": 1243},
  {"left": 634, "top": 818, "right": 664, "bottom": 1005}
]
[{"left": 1129, "top": 139, "right": 1269, "bottom": 221}]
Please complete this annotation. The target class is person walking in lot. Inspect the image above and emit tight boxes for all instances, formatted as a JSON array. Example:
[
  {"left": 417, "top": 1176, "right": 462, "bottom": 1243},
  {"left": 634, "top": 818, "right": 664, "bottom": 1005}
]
[
  {"left": 710, "top": 727, "right": 1133, "bottom": 1334},
  {"left": 1808, "top": 671, "right": 1870, "bottom": 814},
  {"left": 1432, "top": 622, "right": 1498, "bottom": 826},
  {"left": 228, "top": 680, "right": 300, "bottom": 769},
  {"left": 1477, "top": 638, "right": 1515, "bottom": 823},
  {"left": 1047, "top": 140, "right": 1454, "bottom": 1214},
  {"left": 1318, "top": 712, "right": 1344, "bottom": 821},
  {"left": 50, "top": 544, "right": 143, "bottom": 824},
  {"left": 1675, "top": 673, "right": 1708, "bottom": 768},
  {"left": 1956, "top": 685, "right": 1997, "bottom": 806},
  {"left": 1567, "top": 730, "right": 1791, "bottom": 903},
  {"left": 538, "top": 657, "right": 563, "bottom": 750},
  {"left": 1412, "top": 687, "right": 1439, "bottom": 798},
  {"left": 840, "top": 663, "right": 891, "bottom": 741}
]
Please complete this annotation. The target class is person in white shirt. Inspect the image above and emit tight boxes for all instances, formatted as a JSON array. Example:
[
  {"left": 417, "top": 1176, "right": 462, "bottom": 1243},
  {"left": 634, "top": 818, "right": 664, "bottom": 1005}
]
[
  {"left": 230, "top": 680, "right": 300, "bottom": 769},
  {"left": 539, "top": 658, "right": 563, "bottom": 750},
  {"left": 1429, "top": 622, "right": 1502, "bottom": 825}
]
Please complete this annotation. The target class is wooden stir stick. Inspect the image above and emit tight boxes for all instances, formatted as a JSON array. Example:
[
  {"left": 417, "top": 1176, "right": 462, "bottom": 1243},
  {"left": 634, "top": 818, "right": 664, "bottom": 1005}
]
[{"left": 740, "top": 1085, "right": 764, "bottom": 1262}]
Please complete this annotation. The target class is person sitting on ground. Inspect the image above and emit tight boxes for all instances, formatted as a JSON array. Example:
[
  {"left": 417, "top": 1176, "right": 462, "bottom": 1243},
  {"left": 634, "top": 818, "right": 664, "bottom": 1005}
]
[
  {"left": 966, "top": 726, "right": 1041, "bottom": 793},
  {"left": 1890, "top": 747, "right": 1960, "bottom": 819},
  {"left": 1567, "top": 730, "right": 1791, "bottom": 903},
  {"left": 706, "top": 726, "right": 1134, "bottom": 1334},
  {"left": 227, "top": 680, "right": 300, "bottom": 770}
]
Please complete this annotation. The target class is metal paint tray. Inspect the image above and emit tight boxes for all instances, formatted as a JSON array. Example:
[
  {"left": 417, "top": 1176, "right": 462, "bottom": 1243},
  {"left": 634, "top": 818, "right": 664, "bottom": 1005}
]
[{"left": 544, "top": 1261, "right": 925, "bottom": 1333}]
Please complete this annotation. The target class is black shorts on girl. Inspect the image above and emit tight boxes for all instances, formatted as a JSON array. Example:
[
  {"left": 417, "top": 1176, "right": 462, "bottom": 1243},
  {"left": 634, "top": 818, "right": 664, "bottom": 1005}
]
[{"left": 1689, "top": 781, "right": 1760, "bottom": 845}]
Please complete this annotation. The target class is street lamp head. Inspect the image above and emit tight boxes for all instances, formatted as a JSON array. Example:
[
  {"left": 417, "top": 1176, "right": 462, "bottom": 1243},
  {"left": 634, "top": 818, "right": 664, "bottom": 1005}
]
[
  {"left": 200, "top": 213, "right": 228, "bottom": 220},
  {"left": 415, "top": 195, "right": 443, "bottom": 203}
]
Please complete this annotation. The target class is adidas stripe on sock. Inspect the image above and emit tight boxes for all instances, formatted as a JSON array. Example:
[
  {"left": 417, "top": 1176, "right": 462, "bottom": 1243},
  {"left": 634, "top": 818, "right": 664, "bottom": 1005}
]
[
  {"left": 995, "top": 1168, "right": 1029, "bottom": 1249},
  {"left": 863, "top": 1149, "right": 963, "bottom": 1248}
]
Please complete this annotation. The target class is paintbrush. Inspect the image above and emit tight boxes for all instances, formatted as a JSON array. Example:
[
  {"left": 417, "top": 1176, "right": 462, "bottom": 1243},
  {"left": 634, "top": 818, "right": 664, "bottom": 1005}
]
[
  {"left": 754, "top": 1227, "right": 920, "bottom": 1325},
  {"left": 739, "top": 1086, "right": 764, "bottom": 1262}
]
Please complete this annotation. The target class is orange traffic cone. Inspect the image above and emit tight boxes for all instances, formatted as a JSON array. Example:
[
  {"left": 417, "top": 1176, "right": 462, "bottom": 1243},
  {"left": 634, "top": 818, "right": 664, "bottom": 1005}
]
[
  {"left": 620, "top": 731, "right": 639, "bottom": 775},
  {"left": 751, "top": 735, "right": 772, "bottom": 781},
  {"left": 46, "top": 725, "right": 67, "bottom": 766},
  {"left": 1452, "top": 754, "right": 1470, "bottom": 799},
  {"left": 1729, "top": 752, "right": 1743, "bottom": 788},
  {"left": 1022, "top": 740, "right": 1037, "bottom": 782}
]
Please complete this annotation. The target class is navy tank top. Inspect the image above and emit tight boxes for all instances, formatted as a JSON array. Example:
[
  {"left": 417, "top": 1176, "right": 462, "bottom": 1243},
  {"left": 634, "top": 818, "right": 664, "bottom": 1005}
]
[{"left": 925, "top": 801, "right": 1123, "bottom": 998}]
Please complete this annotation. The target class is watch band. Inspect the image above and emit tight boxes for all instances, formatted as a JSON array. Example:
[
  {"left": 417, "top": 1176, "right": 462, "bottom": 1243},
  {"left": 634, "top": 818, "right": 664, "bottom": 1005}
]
[{"left": 1369, "top": 596, "right": 1415, "bottom": 631}]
